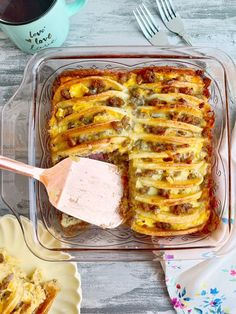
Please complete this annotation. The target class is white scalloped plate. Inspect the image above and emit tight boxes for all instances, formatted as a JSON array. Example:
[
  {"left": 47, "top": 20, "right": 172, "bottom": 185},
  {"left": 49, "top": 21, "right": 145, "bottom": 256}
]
[{"left": 0, "top": 215, "right": 82, "bottom": 314}]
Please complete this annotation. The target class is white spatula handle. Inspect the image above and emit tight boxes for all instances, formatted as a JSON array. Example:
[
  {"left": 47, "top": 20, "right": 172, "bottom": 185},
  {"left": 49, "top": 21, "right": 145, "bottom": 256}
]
[{"left": 0, "top": 155, "right": 43, "bottom": 180}]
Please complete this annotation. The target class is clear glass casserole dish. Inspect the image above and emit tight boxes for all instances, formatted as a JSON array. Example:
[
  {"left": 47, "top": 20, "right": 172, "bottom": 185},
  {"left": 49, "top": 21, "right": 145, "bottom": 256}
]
[{"left": 0, "top": 46, "right": 235, "bottom": 262}]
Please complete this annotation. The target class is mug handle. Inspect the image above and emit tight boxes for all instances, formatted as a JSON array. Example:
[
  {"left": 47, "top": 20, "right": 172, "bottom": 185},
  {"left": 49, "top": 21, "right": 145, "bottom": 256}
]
[{"left": 65, "top": 0, "right": 86, "bottom": 17}]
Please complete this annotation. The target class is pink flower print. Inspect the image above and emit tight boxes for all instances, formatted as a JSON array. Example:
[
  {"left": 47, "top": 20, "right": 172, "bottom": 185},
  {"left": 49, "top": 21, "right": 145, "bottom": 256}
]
[
  {"left": 165, "top": 254, "right": 174, "bottom": 260},
  {"left": 172, "top": 285, "right": 191, "bottom": 309},
  {"left": 230, "top": 269, "right": 236, "bottom": 276},
  {"left": 171, "top": 297, "right": 184, "bottom": 309}
]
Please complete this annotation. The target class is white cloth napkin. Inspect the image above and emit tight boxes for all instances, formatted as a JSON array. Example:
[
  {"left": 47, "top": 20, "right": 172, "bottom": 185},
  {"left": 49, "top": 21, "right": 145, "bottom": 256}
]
[{"left": 160, "top": 124, "right": 236, "bottom": 314}]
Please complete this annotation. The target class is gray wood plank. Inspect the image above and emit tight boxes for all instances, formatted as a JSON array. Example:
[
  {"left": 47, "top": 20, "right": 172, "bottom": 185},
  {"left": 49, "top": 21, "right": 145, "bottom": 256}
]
[{"left": 79, "top": 262, "right": 174, "bottom": 314}]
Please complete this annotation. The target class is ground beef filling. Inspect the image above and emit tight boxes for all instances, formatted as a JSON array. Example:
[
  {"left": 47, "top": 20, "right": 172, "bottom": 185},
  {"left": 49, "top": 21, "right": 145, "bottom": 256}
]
[
  {"left": 177, "top": 114, "right": 201, "bottom": 126},
  {"left": 61, "top": 88, "right": 71, "bottom": 100},
  {"left": 87, "top": 79, "right": 106, "bottom": 95},
  {"left": 155, "top": 222, "right": 171, "bottom": 230},
  {"left": 144, "top": 125, "right": 167, "bottom": 135},
  {"left": 171, "top": 203, "right": 194, "bottom": 215},
  {"left": 107, "top": 96, "right": 124, "bottom": 107},
  {"left": 136, "top": 69, "right": 156, "bottom": 84}
]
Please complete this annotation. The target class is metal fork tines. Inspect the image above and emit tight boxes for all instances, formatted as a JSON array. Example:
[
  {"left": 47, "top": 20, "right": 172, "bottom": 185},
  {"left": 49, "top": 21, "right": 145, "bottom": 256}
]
[
  {"left": 133, "top": 3, "right": 169, "bottom": 46},
  {"left": 156, "top": 0, "right": 192, "bottom": 45}
]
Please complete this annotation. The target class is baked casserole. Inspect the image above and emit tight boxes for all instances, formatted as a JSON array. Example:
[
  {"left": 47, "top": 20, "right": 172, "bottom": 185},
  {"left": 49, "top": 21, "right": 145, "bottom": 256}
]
[
  {"left": 49, "top": 66, "right": 215, "bottom": 236},
  {"left": 0, "top": 249, "right": 59, "bottom": 314}
]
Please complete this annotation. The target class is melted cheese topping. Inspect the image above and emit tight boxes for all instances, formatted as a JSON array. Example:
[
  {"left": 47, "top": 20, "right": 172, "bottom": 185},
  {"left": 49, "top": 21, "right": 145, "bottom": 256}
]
[
  {"left": 49, "top": 67, "right": 214, "bottom": 236},
  {"left": 69, "top": 83, "right": 89, "bottom": 98}
]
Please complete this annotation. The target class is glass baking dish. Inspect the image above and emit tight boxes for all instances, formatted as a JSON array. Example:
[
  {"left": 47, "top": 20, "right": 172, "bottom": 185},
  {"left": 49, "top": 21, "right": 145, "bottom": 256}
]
[{"left": 1, "top": 46, "right": 235, "bottom": 262}]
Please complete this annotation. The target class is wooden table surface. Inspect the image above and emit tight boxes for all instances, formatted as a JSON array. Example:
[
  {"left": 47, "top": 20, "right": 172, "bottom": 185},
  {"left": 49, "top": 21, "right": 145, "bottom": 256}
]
[{"left": 0, "top": 0, "right": 235, "bottom": 313}]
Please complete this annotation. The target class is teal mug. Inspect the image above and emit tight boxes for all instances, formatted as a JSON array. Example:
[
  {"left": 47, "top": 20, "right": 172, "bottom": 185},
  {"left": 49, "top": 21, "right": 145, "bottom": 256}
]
[{"left": 0, "top": 0, "right": 86, "bottom": 54}]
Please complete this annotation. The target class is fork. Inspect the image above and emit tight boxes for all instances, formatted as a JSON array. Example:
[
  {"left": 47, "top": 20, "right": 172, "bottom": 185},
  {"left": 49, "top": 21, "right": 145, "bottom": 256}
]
[
  {"left": 133, "top": 3, "right": 169, "bottom": 46},
  {"left": 156, "top": 0, "right": 192, "bottom": 45}
]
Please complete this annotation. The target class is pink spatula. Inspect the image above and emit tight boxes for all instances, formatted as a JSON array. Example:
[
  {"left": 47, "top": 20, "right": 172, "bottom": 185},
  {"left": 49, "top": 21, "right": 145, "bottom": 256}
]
[{"left": 0, "top": 156, "right": 124, "bottom": 228}]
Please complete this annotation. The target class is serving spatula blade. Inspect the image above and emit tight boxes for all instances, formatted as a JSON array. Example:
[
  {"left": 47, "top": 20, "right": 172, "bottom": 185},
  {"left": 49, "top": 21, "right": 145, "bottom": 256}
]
[{"left": 0, "top": 156, "right": 124, "bottom": 228}]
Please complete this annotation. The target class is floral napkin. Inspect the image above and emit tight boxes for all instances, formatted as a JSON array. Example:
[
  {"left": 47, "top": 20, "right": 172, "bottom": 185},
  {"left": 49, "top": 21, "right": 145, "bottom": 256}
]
[{"left": 161, "top": 124, "right": 236, "bottom": 314}]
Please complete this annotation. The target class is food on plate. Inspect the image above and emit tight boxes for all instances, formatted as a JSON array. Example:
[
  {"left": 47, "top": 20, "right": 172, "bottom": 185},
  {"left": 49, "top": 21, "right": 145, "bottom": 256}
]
[
  {"left": 49, "top": 66, "right": 215, "bottom": 236},
  {"left": 0, "top": 248, "right": 60, "bottom": 313}
]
